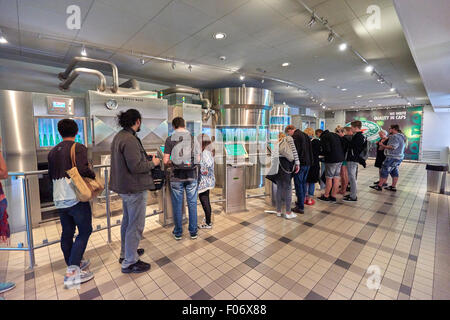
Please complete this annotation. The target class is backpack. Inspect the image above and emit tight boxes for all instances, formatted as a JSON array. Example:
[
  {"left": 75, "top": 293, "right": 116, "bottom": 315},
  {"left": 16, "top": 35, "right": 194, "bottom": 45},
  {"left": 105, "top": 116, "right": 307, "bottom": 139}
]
[
  {"left": 359, "top": 136, "right": 369, "bottom": 160},
  {"left": 279, "top": 137, "right": 294, "bottom": 162},
  {"left": 171, "top": 134, "right": 199, "bottom": 171}
]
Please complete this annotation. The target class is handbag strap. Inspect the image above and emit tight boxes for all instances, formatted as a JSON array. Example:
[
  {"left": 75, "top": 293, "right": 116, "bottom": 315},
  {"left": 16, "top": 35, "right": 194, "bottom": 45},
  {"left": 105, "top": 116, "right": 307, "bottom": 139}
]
[
  {"left": 279, "top": 158, "right": 295, "bottom": 174},
  {"left": 70, "top": 142, "right": 77, "bottom": 168}
]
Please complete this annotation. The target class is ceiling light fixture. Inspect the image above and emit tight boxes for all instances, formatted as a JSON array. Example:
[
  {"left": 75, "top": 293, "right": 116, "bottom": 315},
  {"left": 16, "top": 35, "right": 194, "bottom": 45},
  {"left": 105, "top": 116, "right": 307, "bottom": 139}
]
[
  {"left": 339, "top": 43, "right": 347, "bottom": 51},
  {"left": 239, "top": 74, "right": 245, "bottom": 81},
  {"left": 307, "top": 13, "right": 316, "bottom": 28},
  {"left": 357, "top": 95, "right": 362, "bottom": 98},
  {"left": 322, "top": 106, "right": 326, "bottom": 109},
  {"left": 365, "top": 65, "right": 374, "bottom": 73},
  {"left": 369, "top": 100, "right": 373, "bottom": 102},
  {"left": 318, "top": 78, "right": 325, "bottom": 82},
  {"left": 0, "top": 29, "right": 7, "bottom": 44},
  {"left": 341, "top": 88, "right": 347, "bottom": 91},
  {"left": 213, "top": 32, "right": 227, "bottom": 40},
  {"left": 390, "top": 87, "right": 395, "bottom": 92},
  {"left": 81, "top": 45, "right": 87, "bottom": 56},
  {"left": 281, "top": 62, "right": 290, "bottom": 67},
  {"left": 261, "top": 78, "right": 264, "bottom": 84}
]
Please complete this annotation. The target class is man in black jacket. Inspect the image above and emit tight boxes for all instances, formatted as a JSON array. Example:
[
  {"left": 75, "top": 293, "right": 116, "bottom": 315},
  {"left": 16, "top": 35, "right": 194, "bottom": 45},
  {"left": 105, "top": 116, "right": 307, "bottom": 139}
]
[
  {"left": 318, "top": 129, "right": 345, "bottom": 202},
  {"left": 285, "top": 125, "right": 313, "bottom": 214},
  {"left": 344, "top": 121, "right": 366, "bottom": 201},
  {"left": 110, "top": 109, "right": 160, "bottom": 274}
]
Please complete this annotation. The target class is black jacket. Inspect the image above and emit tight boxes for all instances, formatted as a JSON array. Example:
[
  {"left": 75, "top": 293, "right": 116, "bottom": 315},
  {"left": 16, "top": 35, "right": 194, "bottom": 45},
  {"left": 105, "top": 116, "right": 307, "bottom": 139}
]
[
  {"left": 306, "top": 138, "right": 321, "bottom": 183},
  {"left": 346, "top": 131, "right": 365, "bottom": 162},
  {"left": 320, "top": 130, "right": 345, "bottom": 163},
  {"left": 292, "top": 129, "right": 313, "bottom": 166}
]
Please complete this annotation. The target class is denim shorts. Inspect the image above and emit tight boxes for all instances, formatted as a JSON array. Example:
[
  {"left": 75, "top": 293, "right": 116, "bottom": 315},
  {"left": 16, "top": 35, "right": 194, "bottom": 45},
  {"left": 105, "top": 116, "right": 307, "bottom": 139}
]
[
  {"left": 380, "top": 157, "right": 403, "bottom": 178},
  {"left": 325, "top": 162, "right": 342, "bottom": 178}
]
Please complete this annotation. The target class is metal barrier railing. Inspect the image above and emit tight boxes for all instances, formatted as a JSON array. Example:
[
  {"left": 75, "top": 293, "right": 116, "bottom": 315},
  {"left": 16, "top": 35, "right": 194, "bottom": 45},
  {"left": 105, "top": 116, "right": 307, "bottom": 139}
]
[{"left": 1, "top": 165, "right": 268, "bottom": 270}]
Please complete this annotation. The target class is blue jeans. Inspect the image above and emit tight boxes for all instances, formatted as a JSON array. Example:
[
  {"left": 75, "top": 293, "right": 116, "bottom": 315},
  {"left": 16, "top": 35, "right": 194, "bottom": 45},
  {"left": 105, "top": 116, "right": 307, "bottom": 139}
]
[
  {"left": 380, "top": 157, "right": 403, "bottom": 179},
  {"left": 171, "top": 180, "right": 198, "bottom": 237},
  {"left": 294, "top": 166, "right": 310, "bottom": 210},
  {"left": 58, "top": 201, "right": 92, "bottom": 267},
  {"left": 119, "top": 191, "right": 148, "bottom": 268},
  {"left": 307, "top": 182, "right": 315, "bottom": 197}
]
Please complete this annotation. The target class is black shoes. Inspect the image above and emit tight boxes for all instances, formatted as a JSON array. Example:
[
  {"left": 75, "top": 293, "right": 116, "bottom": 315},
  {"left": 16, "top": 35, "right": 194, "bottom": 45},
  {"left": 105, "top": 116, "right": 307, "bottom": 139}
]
[
  {"left": 373, "top": 181, "right": 388, "bottom": 186},
  {"left": 384, "top": 186, "right": 397, "bottom": 192},
  {"left": 121, "top": 260, "right": 151, "bottom": 274},
  {"left": 343, "top": 195, "right": 357, "bottom": 201},
  {"left": 370, "top": 185, "right": 382, "bottom": 191},
  {"left": 318, "top": 195, "right": 337, "bottom": 202},
  {"left": 119, "top": 248, "right": 144, "bottom": 264},
  {"left": 292, "top": 207, "right": 305, "bottom": 214}
]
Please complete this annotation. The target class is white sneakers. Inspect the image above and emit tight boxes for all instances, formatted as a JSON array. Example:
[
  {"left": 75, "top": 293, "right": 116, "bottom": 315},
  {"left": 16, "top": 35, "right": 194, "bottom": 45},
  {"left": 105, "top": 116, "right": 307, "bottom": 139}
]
[
  {"left": 285, "top": 212, "right": 297, "bottom": 219},
  {"left": 276, "top": 212, "right": 282, "bottom": 217}
]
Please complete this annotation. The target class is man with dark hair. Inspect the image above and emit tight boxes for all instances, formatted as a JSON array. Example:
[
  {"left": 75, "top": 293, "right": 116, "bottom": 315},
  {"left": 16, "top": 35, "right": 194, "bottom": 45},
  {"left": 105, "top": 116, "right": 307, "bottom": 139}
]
[
  {"left": 48, "top": 119, "right": 96, "bottom": 286},
  {"left": 315, "top": 129, "right": 326, "bottom": 190},
  {"left": 285, "top": 125, "right": 313, "bottom": 214},
  {"left": 163, "top": 117, "right": 201, "bottom": 240},
  {"left": 370, "top": 124, "right": 406, "bottom": 192},
  {"left": 343, "top": 120, "right": 366, "bottom": 202},
  {"left": 317, "top": 127, "right": 345, "bottom": 202},
  {"left": 110, "top": 109, "right": 160, "bottom": 273}
]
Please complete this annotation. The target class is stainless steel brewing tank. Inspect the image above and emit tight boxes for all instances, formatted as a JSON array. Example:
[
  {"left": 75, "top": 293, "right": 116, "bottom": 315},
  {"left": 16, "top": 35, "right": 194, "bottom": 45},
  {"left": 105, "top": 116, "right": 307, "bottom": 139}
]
[{"left": 206, "top": 87, "right": 273, "bottom": 189}]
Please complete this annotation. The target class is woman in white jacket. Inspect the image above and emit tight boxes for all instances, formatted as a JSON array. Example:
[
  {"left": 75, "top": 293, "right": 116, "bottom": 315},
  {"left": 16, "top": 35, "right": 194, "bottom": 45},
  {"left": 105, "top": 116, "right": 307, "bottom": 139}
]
[{"left": 197, "top": 134, "right": 215, "bottom": 229}]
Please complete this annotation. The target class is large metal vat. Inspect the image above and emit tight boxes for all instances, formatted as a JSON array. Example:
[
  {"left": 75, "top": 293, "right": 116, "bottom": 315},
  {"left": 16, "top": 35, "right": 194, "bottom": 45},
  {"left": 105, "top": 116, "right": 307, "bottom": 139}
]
[{"left": 205, "top": 87, "right": 273, "bottom": 189}]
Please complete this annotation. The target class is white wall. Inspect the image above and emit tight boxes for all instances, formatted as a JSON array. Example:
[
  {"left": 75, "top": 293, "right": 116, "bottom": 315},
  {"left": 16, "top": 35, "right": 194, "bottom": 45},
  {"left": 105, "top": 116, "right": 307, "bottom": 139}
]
[
  {"left": 422, "top": 106, "right": 450, "bottom": 163},
  {"left": 325, "top": 110, "right": 346, "bottom": 131}
]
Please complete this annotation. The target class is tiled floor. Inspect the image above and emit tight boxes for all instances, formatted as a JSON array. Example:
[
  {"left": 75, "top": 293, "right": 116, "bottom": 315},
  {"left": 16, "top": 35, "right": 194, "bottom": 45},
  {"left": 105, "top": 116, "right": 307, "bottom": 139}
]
[{"left": 0, "top": 160, "right": 449, "bottom": 300}]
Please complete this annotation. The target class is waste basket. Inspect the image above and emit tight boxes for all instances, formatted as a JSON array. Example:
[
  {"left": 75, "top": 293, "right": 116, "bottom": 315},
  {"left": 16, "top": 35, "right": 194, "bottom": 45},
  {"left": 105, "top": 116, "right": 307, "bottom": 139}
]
[{"left": 425, "top": 164, "right": 448, "bottom": 194}]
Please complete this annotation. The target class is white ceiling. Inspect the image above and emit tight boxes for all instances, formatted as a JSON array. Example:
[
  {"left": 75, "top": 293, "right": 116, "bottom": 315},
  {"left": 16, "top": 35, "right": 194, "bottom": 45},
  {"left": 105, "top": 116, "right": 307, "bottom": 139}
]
[
  {"left": 394, "top": 0, "right": 450, "bottom": 108},
  {"left": 0, "top": 0, "right": 430, "bottom": 110}
]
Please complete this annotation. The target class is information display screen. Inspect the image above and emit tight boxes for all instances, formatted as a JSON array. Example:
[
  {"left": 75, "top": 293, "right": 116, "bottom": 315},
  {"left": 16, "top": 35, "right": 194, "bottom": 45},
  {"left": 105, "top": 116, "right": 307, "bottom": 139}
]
[
  {"left": 224, "top": 143, "right": 247, "bottom": 157},
  {"left": 37, "top": 118, "right": 85, "bottom": 148}
]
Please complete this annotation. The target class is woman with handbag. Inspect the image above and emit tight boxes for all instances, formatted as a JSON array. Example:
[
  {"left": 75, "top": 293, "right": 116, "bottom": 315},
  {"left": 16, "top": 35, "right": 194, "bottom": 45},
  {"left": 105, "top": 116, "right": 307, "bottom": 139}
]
[
  {"left": 197, "top": 134, "right": 215, "bottom": 229},
  {"left": 271, "top": 132, "right": 300, "bottom": 219},
  {"left": 48, "top": 119, "right": 96, "bottom": 286}
]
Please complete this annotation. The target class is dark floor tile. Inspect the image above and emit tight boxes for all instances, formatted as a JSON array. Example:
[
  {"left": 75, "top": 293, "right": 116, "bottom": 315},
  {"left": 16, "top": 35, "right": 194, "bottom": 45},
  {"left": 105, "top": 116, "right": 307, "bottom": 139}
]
[
  {"left": 353, "top": 237, "right": 367, "bottom": 245},
  {"left": 204, "top": 236, "right": 218, "bottom": 243},
  {"left": 79, "top": 287, "right": 100, "bottom": 300},
  {"left": 376, "top": 210, "right": 387, "bottom": 215},
  {"left": 408, "top": 254, "right": 417, "bottom": 262},
  {"left": 304, "top": 290, "right": 326, "bottom": 300},
  {"left": 278, "top": 236, "right": 292, "bottom": 244},
  {"left": 414, "top": 234, "right": 422, "bottom": 240},
  {"left": 191, "top": 289, "right": 212, "bottom": 300},
  {"left": 367, "top": 222, "right": 379, "bottom": 228},
  {"left": 399, "top": 284, "right": 412, "bottom": 296},
  {"left": 384, "top": 202, "right": 393, "bottom": 206},
  {"left": 334, "top": 258, "right": 351, "bottom": 270},
  {"left": 25, "top": 271, "right": 35, "bottom": 281},
  {"left": 240, "top": 221, "right": 251, "bottom": 227},
  {"left": 303, "top": 222, "right": 314, "bottom": 227},
  {"left": 243, "top": 257, "right": 261, "bottom": 268},
  {"left": 321, "top": 210, "right": 331, "bottom": 215},
  {"left": 155, "top": 256, "right": 171, "bottom": 267}
]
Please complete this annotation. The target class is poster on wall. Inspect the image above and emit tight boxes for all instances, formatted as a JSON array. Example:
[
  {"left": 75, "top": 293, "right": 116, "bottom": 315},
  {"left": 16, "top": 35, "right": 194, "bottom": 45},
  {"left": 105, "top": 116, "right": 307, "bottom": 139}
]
[{"left": 345, "top": 106, "right": 423, "bottom": 160}]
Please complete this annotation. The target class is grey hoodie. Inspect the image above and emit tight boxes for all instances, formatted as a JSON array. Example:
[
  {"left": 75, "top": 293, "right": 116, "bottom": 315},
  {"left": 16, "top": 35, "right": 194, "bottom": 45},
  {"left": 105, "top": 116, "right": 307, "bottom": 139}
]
[{"left": 385, "top": 133, "right": 406, "bottom": 160}]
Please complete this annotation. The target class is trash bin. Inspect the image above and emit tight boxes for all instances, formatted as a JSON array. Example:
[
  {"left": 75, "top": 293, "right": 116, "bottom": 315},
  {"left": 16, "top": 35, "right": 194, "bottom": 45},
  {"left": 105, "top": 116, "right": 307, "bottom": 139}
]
[{"left": 426, "top": 164, "right": 448, "bottom": 194}]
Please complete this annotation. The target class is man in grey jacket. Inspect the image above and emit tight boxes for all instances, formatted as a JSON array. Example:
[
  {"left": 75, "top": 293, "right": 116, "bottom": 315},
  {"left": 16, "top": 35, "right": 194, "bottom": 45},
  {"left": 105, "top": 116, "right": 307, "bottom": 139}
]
[
  {"left": 110, "top": 109, "right": 160, "bottom": 273},
  {"left": 370, "top": 124, "right": 406, "bottom": 192}
]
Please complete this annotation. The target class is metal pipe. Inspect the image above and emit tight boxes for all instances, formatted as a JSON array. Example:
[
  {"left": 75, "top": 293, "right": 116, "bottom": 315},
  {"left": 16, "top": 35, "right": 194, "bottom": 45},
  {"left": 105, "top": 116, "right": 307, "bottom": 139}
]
[
  {"left": 160, "top": 87, "right": 212, "bottom": 119},
  {"left": 58, "top": 56, "right": 119, "bottom": 93},
  {"left": 119, "top": 78, "right": 140, "bottom": 90},
  {"left": 59, "top": 67, "right": 107, "bottom": 92},
  {"left": 104, "top": 167, "right": 112, "bottom": 244},
  {"left": 22, "top": 177, "right": 35, "bottom": 269}
]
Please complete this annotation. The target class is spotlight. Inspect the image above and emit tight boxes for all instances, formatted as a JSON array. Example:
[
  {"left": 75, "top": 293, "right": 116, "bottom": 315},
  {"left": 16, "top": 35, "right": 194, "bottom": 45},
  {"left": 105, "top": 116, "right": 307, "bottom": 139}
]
[
  {"left": 0, "top": 29, "right": 7, "bottom": 44},
  {"left": 390, "top": 87, "right": 395, "bottom": 92},
  {"left": 339, "top": 43, "right": 347, "bottom": 51},
  {"left": 239, "top": 75, "right": 245, "bottom": 81},
  {"left": 140, "top": 58, "right": 145, "bottom": 65},
  {"left": 261, "top": 78, "right": 265, "bottom": 84},
  {"left": 281, "top": 62, "right": 290, "bottom": 67},
  {"left": 188, "top": 64, "right": 192, "bottom": 72},
  {"left": 213, "top": 32, "right": 227, "bottom": 40},
  {"left": 307, "top": 14, "right": 316, "bottom": 28},
  {"left": 318, "top": 78, "right": 325, "bottom": 82},
  {"left": 171, "top": 61, "right": 176, "bottom": 70},
  {"left": 327, "top": 31, "right": 335, "bottom": 43},
  {"left": 365, "top": 65, "right": 374, "bottom": 73},
  {"left": 81, "top": 45, "right": 87, "bottom": 56}
]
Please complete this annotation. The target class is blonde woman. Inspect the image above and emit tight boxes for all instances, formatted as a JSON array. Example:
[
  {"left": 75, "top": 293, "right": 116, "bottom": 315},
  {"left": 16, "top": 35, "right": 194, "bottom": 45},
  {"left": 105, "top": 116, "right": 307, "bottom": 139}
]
[{"left": 271, "top": 132, "right": 300, "bottom": 219}]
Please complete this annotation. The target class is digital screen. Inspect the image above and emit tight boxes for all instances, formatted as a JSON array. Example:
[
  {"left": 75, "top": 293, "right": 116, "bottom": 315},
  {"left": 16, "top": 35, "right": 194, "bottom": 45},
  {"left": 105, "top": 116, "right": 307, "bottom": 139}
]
[
  {"left": 52, "top": 101, "right": 66, "bottom": 109},
  {"left": 38, "top": 118, "right": 85, "bottom": 148},
  {"left": 269, "top": 143, "right": 274, "bottom": 151},
  {"left": 224, "top": 143, "right": 247, "bottom": 157},
  {"left": 160, "top": 146, "right": 165, "bottom": 153}
]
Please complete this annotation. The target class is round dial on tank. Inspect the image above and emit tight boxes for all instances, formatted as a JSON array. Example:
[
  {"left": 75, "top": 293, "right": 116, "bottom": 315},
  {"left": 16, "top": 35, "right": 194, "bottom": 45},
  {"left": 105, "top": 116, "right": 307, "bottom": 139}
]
[{"left": 105, "top": 99, "right": 118, "bottom": 110}]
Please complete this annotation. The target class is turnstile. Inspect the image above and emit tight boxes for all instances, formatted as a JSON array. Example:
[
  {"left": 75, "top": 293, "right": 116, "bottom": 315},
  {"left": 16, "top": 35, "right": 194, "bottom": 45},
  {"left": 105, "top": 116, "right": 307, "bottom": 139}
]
[{"left": 223, "top": 163, "right": 247, "bottom": 214}]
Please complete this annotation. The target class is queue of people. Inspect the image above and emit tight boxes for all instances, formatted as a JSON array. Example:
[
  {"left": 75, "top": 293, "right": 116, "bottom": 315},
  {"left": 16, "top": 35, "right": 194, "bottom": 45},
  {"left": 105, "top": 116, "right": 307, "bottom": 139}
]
[{"left": 0, "top": 111, "right": 407, "bottom": 289}]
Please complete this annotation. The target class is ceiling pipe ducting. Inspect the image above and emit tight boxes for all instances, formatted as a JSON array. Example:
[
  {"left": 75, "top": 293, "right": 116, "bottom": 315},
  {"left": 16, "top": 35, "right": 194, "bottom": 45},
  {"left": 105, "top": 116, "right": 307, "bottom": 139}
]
[
  {"left": 58, "top": 56, "right": 119, "bottom": 93},
  {"left": 119, "top": 78, "right": 140, "bottom": 90},
  {"left": 59, "top": 67, "right": 107, "bottom": 92}
]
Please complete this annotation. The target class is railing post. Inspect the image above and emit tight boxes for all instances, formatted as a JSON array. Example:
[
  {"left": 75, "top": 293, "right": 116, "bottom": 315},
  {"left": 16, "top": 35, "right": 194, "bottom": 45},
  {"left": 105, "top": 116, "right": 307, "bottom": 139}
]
[
  {"left": 22, "top": 176, "right": 35, "bottom": 270},
  {"left": 104, "top": 167, "right": 112, "bottom": 244}
]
